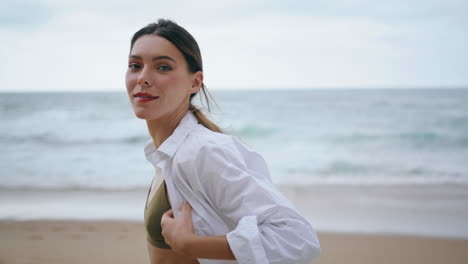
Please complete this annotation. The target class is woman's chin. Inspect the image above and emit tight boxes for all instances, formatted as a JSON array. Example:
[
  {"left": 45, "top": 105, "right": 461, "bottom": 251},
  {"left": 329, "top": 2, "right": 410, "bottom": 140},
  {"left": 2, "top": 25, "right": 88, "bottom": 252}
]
[
  {"left": 134, "top": 111, "right": 152, "bottom": 120},
  {"left": 134, "top": 110, "right": 164, "bottom": 120}
]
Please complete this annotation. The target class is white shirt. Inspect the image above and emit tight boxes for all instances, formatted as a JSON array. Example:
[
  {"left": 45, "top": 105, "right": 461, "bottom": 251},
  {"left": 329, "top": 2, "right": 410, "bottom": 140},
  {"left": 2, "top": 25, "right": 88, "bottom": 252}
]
[{"left": 144, "top": 110, "right": 321, "bottom": 264}]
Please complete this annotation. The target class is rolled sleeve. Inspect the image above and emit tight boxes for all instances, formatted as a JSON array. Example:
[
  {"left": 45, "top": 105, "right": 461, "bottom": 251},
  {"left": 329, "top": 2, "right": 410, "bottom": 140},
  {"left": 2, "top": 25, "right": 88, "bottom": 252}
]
[
  {"left": 226, "top": 215, "right": 268, "bottom": 264},
  {"left": 197, "top": 142, "right": 321, "bottom": 264}
]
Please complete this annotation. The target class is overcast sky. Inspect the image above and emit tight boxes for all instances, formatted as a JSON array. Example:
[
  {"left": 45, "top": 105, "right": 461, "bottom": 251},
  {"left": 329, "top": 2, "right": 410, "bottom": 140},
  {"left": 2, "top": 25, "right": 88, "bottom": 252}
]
[{"left": 1, "top": 0, "right": 467, "bottom": 92}]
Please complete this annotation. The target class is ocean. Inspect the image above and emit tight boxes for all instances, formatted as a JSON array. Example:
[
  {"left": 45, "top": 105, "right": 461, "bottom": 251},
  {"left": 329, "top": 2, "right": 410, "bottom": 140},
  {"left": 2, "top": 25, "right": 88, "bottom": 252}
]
[
  {"left": 1, "top": 88, "right": 467, "bottom": 189},
  {"left": 1, "top": 88, "right": 468, "bottom": 238}
]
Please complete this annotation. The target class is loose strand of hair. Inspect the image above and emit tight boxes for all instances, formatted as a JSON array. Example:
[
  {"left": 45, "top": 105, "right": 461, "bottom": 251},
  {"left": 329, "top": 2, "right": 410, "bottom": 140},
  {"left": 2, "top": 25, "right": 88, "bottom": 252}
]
[{"left": 189, "top": 103, "right": 224, "bottom": 133}]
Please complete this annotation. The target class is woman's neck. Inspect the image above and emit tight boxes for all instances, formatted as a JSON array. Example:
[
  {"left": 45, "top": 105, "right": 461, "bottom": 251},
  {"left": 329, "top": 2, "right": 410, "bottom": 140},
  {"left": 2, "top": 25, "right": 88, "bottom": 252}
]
[{"left": 146, "top": 107, "right": 188, "bottom": 149}]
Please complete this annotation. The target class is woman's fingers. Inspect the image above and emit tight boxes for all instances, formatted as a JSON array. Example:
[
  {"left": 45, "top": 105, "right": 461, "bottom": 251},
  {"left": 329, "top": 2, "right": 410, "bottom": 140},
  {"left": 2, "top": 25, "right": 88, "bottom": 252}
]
[
  {"left": 161, "top": 202, "right": 192, "bottom": 229},
  {"left": 160, "top": 201, "right": 196, "bottom": 252},
  {"left": 166, "top": 208, "right": 174, "bottom": 218},
  {"left": 161, "top": 208, "right": 173, "bottom": 220},
  {"left": 181, "top": 201, "right": 192, "bottom": 212},
  {"left": 179, "top": 201, "right": 193, "bottom": 221},
  {"left": 161, "top": 208, "right": 174, "bottom": 227},
  {"left": 161, "top": 208, "right": 175, "bottom": 246}
]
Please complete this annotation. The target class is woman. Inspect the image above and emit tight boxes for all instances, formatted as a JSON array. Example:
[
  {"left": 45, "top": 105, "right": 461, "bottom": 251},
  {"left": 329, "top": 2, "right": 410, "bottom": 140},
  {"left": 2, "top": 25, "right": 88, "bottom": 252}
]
[{"left": 125, "top": 19, "right": 321, "bottom": 264}]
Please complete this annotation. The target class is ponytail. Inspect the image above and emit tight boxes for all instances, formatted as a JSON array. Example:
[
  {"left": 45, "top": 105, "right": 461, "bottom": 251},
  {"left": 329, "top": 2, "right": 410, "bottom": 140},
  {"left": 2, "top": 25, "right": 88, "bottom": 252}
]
[{"left": 189, "top": 85, "right": 224, "bottom": 133}]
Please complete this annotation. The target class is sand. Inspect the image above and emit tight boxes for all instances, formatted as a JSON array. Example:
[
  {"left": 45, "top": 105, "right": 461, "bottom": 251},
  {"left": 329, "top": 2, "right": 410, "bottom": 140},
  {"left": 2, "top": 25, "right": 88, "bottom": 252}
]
[
  {"left": 1, "top": 220, "right": 467, "bottom": 264},
  {"left": 2, "top": 183, "right": 468, "bottom": 263}
]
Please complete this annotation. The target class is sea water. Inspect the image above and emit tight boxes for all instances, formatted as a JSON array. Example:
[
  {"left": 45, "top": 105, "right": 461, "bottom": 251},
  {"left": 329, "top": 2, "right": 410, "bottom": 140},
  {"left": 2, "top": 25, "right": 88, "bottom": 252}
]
[
  {"left": 2, "top": 88, "right": 468, "bottom": 238},
  {"left": 1, "top": 88, "right": 467, "bottom": 190}
]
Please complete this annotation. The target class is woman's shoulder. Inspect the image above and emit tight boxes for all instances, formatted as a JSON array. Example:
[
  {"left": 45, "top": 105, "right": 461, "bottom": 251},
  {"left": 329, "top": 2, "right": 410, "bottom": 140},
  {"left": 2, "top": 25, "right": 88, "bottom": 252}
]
[
  {"left": 173, "top": 125, "right": 272, "bottom": 185},
  {"left": 181, "top": 124, "right": 227, "bottom": 149},
  {"left": 170, "top": 126, "right": 232, "bottom": 181},
  {"left": 174, "top": 124, "right": 253, "bottom": 166}
]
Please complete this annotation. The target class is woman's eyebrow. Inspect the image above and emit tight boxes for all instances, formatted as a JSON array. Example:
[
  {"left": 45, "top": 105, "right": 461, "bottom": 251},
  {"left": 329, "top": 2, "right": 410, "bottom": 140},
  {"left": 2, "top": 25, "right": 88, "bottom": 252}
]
[{"left": 128, "top": 55, "right": 176, "bottom": 63}]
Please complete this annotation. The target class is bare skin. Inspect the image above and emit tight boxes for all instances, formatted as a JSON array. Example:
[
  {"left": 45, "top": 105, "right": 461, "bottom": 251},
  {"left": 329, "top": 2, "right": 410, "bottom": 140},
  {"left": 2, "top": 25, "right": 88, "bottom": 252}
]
[{"left": 147, "top": 245, "right": 200, "bottom": 264}]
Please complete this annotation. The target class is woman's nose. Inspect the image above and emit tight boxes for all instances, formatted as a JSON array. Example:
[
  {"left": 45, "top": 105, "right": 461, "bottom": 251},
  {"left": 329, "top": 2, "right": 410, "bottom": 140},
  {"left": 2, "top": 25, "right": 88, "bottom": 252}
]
[{"left": 137, "top": 67, "right": 153, "bottom": 87}]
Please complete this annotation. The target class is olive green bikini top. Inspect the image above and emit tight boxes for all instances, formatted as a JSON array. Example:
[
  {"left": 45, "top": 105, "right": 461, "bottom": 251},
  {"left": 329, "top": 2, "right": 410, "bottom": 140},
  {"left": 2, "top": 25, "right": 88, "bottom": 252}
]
[{"left": 144, "top": 179, "right": 172, "bottom": 249}]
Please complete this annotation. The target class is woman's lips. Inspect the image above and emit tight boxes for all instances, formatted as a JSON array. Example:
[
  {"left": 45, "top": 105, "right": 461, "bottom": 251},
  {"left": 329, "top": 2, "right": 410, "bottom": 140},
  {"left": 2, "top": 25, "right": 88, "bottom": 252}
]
[{"left": 135, "top": 96, "right": 159, "bottom": 102}]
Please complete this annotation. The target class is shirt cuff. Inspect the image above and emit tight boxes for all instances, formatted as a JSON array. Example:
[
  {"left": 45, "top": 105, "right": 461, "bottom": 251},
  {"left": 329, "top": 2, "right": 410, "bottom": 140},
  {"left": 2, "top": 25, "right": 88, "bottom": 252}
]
[{"left": 226, "top": 215, "right": 269, "bottom": 264}]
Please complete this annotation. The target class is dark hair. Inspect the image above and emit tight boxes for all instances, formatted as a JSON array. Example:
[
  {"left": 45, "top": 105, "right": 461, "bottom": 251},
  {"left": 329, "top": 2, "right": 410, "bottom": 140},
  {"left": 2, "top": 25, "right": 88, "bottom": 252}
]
[{"left": 130, "top": 18, "right": 223, "bottom": 133}]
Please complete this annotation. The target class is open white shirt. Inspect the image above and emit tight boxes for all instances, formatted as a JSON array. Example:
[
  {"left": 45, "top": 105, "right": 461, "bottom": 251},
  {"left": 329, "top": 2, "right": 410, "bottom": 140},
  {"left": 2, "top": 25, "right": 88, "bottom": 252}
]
[{"left": 144, "top": 111, "right": 321, "bottom": 264}]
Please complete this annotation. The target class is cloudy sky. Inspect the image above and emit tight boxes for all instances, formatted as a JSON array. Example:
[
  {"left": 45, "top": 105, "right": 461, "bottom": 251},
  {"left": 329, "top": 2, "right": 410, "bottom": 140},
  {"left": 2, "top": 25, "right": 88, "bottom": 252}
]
[{"left": 1, "top": 0, "right": 467, "bottom": 92}]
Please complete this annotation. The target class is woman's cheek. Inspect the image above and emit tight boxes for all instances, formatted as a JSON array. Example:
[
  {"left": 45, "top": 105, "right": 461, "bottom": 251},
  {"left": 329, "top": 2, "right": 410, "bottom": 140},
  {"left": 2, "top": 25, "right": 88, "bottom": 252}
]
[
  {"left": 125, "top": 73, "right": 136, "bottom": 89},
  {"left": 158, "top": 74, "right": 174, "bottom": 85}
]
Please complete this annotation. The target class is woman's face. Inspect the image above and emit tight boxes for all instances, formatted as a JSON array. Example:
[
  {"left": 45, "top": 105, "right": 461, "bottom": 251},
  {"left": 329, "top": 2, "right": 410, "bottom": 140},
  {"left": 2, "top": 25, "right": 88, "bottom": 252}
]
[{"left": 125, "top": 34, "right": 201, "bottom": 120}]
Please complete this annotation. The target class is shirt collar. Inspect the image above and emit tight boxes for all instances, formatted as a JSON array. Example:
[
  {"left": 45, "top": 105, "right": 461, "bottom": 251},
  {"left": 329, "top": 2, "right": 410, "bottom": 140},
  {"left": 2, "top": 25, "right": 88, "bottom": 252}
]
[{"left": 144, "top": 111, "right": 198, "bottom": 165}]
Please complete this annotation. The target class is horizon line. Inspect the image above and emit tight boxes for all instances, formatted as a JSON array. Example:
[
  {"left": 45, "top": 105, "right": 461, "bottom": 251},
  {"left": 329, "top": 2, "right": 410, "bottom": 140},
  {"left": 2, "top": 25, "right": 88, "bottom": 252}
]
[{"left": 1, "top": 86, "right": 468, "bottom": 93}]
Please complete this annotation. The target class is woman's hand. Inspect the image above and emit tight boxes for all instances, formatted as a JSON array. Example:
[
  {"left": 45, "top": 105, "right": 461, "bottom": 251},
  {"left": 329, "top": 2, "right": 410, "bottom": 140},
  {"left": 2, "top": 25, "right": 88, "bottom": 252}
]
[{"left": 161, "top": 201, "right": 197, "bottom": 255}]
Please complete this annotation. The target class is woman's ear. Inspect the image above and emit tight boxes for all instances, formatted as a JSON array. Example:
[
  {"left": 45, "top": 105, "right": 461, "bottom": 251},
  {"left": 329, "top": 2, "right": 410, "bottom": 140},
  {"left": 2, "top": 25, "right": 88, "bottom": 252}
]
[{"left": 190, "top": 71, "right": 203, "bottom": 94}]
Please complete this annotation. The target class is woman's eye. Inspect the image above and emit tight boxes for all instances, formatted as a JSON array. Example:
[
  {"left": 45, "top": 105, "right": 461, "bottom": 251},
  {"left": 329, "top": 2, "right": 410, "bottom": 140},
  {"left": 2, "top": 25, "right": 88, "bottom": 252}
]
[
  {"left": 128, "top": 63, "right": 141, "bottom": 70},
  {"left": 158, "top": 65, "right": 172, "bottom": 71}
]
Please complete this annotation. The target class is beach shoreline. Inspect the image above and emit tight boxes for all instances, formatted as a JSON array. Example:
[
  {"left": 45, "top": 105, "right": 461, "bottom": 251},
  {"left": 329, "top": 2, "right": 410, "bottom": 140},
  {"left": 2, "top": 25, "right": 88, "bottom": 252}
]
[
  {"left": 1, "top": 219, "right": 467, "bottom": 264},
  {"left": 2, "top": 183, "right": 468, "bottom": 239}
]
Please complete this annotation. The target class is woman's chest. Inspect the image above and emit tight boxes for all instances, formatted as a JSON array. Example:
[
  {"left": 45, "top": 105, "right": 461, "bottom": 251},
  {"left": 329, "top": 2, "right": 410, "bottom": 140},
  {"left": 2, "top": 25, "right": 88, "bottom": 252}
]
[{"left": 159, "top": 164, "right": 232, "bottom": 237}]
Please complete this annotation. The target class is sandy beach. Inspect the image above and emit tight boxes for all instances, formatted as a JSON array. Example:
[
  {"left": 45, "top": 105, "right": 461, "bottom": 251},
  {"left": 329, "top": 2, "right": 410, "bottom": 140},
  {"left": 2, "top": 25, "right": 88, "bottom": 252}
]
[
  {"left": 1, "top": 220, "right": 467, "bottom": 264},
  {"left": 1, "top": 183, "right": 468, "bottom": 263}
]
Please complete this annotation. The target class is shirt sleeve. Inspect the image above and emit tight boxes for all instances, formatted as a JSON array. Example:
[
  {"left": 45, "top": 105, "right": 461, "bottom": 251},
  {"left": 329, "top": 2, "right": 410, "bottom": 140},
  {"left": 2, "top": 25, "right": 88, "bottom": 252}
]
[{"left": 195, "top": 140, "right": 321, "bottom": 264}]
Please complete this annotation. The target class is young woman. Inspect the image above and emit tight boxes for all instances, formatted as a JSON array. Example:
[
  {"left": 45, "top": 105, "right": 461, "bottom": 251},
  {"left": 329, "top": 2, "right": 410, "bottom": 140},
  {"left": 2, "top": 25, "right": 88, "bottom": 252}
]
[{"left": 125, "top": 19, "right": 321, "bottom": 264}]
